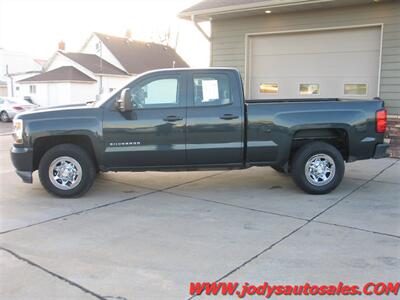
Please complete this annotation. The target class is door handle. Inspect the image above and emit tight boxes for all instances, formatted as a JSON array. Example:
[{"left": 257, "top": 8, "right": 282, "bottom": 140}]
[
  {"left": 220, "top": 114, "right": 239, "bottom": 120},
  {"left": 163, "top": 115, "right": 183, "bottom": 122}
]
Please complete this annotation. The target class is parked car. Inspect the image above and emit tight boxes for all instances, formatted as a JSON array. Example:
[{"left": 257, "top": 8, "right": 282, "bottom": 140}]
[
  {"left": 0, "top": 97, "right": 38, "bottom": 122},
  {"left": 23, "top": 96, "right": 35, "bottom": 104},
  {"left": 10, "top": 68, "right": 388, "bottom": 197}
]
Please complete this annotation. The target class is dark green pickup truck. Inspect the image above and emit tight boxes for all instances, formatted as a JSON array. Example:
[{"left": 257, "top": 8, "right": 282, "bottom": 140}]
[{"left": 10, "top": 68, "right": 389, "bottom": 197}]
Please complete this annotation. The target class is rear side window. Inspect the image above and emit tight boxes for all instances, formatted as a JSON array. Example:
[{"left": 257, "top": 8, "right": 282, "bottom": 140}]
[{"left": 193, "top": 73, "right": 232, "bottom": 106}]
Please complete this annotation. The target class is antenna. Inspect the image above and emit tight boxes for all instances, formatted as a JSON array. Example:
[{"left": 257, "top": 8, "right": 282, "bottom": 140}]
[{"left": 174, "top": 31, "right": 180, "bottom": 50}]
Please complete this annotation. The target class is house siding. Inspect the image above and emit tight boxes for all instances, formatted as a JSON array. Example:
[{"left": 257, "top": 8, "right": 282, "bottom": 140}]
[
  {"left": 210, "top": 1, "right": 400, "bottom": 114},
  {"left": 0, "top": 85, "right": 7, "bottom": 96}
]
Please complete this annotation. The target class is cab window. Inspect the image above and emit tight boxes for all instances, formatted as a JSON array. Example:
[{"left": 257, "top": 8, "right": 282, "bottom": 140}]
[
  {"left": 193, "top": 73, "right": 232, "bottom": 106},
  {"left": 130, "top": 77, "right": 179, "bottom": 108}
]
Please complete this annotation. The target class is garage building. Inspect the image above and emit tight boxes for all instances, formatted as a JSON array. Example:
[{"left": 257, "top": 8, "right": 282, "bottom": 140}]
[{"left": 179, "top": 0, "right": 399, "bottom": 114}]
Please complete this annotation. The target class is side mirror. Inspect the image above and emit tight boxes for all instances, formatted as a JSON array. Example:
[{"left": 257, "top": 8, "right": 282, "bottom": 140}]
[{"left": 116, "top": 88, "right": 133, "bottom": 112}]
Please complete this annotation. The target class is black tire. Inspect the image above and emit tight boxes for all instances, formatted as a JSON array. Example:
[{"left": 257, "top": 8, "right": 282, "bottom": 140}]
[
  {"left": 291, "top": 142, "right": 344, "bottom": 194},
  {"left": 0, "top": 111, "right": 10, "bottom": 122},
  {"left": 38, "top": 144, "right": 96, "bottom": 198}
]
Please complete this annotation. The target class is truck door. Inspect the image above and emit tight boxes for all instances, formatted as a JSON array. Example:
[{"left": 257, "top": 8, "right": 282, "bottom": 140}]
[
  {"left": 102, "top": 72, "right": 186, "bottom": 169},
  {"left": 186, "top": 71, "right": 244, "bottom": 166}
]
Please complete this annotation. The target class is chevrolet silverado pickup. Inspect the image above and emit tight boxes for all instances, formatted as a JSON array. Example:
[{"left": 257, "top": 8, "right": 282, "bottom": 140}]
[{"left": 10, "top": 68, "right": 389, "bottom": 197}]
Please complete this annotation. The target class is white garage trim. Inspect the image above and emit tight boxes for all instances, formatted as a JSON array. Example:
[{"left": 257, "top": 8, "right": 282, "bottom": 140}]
[{"left": 244, "top": 23, "right": 383, "bottom": 99}]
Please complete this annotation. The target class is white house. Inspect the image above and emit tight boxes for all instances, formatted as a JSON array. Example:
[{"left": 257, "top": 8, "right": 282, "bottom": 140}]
[
  {"left": 0, "top": 48, "right": 43, "bottom": 97},
  {"left": 0, "top": 80, "right": 6, "bottom": 96},
  {"left": 17, "top": 51, "right": 130, "bottom": 106},
  {"left": 16, "top": 32, "right": 189, "bottom": 106}
]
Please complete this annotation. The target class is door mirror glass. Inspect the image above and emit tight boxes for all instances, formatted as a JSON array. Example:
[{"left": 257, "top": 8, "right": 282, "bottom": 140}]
[{"left": 116, "top": 88, "right": 133, "bottom": 112}]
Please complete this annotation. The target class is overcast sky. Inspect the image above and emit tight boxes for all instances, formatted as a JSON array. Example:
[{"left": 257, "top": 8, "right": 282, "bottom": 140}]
[{"left": 0, "top": 0, "right": 209, "bottom": 67}]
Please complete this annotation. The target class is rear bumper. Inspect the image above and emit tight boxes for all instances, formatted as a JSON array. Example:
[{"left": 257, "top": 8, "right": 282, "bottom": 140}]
[
  {"left": 10, "top": 146, "right": 33, "bottom": 183},
  {"left": 373, "top": 143, "right": 390, "bottom": 159}
]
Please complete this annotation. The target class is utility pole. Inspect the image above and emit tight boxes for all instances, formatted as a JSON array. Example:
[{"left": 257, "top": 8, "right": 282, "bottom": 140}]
[{"left": 97, "top": 41, "right": 103, "bottom": 97}]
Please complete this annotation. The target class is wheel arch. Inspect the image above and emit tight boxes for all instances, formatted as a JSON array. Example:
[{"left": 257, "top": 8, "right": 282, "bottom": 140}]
[
  {"left": 290, "top": 128, "right": 349, "bottom": 161},
  {"left": 33, "top": 135, "right": 98, "bottom": 171}
]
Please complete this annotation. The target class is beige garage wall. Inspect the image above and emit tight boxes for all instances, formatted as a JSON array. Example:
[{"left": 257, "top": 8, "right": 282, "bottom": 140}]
[
  {"left": 211, "top": 1, "right": 400, "bottom": 114},
  {"left": 246, "top": 25, "right": 381, "bottom": 99}
]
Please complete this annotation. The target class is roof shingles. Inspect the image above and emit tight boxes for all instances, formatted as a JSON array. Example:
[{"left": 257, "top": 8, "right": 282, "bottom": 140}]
[
  {"left": 19, "top": 33, "right": 190, "bottom": 83},
  {"left": 61, "top": 52, "right": 128, "bottom": 75},
  {"left": 18, "top": 66, "right": 96, "bottom": 83},
  {"left": 181, "top": 0, "right": 271, "bottom": 13},
  {"left": 95, "top": 33, "right": 189, "bottom": 74}
]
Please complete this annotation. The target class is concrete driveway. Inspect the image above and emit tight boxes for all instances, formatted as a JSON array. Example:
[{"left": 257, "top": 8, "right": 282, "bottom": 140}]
[
  {"left": 0, "top": 133, "right": 399, "bottom": 300},
  {"left": 0, "top": 121, "right": 12, "bottom": 134}
]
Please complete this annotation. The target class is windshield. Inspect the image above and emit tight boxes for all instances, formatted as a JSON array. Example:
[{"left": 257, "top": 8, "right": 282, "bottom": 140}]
[
  {"left": 94, "top": 83, "right": 129, "bottom": 107},
  {"left": 94, "top": 72, "right": 152, "bottom": 107},
  {"left": 94, "top": 70, "right": 179, "bottom": 108}
]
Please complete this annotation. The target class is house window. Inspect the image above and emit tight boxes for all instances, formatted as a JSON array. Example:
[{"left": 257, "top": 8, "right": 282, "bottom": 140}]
[
  {"left": 16, "top": 86, "right": 20, "bottom": 91},
  {"left": 344, "top": 84, "right": 367, "bottom": 96},
  {"left": 300, "top": 83, "right": 320, "bottom": 96},
  {"left": 29, "top": 85, "right": 36, "bottom": 94},
  {"left": 259, "top": 83, "right": 278, "bottom": 94}
]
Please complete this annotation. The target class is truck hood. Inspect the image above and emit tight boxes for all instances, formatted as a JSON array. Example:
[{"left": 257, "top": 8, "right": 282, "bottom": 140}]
[
  {"left": 15, "top": 102, "right": 99, "bottom": 120},
  {"left": 32, "top": 103, "right": 90, "bottom": 112}
]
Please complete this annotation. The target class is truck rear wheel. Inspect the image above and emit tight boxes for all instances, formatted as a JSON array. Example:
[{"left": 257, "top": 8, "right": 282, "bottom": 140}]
[
  {"left": 291, "top": 142, "right": 344, "bottom": 194},
  {"left": 38, "top": 144, "right": 96, "bottom": 198}
]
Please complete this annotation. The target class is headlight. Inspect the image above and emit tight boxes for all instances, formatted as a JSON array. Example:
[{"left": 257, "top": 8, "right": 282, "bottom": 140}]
[{"left": 13, "top": 119, "right": 23, "bottom": 144}]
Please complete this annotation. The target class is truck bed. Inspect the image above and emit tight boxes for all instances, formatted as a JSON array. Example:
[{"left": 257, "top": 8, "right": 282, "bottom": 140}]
[
  {"left": 245, "top": 98, "right": 370, "bottom": 103},
  {"left": 244, "top": 98, "right": 385, "bottom": 165}
]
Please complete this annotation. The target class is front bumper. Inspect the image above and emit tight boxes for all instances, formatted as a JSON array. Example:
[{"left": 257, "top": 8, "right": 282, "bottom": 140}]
[
  {"left": 10, "top": 146, "right": 33, "bottom": 183},
  {"left": 373, "top": 143, "right": 390, "bottom": 159},
  {"left": 7, "top": 111, "right": 17, "bottom": 119}
]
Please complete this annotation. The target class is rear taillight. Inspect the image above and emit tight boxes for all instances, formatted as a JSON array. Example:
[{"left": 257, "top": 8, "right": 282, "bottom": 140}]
[
  {"left": 12, "top": 106, "right": 24, "bottom": 111},
  {"left": 376, "top": 109, "right": 387, "bottom": 133}
]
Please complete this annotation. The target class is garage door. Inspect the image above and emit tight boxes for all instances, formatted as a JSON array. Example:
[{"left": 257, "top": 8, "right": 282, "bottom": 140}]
[{"left": 247, "top": 26, "right": 381, "bottom": 99}]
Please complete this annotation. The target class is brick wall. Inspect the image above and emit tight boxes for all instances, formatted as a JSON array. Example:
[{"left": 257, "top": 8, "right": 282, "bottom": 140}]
[{"left": 385, "top": 115, "right": 400, "bottom": 158}]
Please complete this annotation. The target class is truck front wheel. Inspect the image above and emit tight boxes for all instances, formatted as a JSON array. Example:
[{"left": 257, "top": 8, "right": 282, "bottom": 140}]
[
  {"left": 291, "top": 142, "right": 344, "bottom": 194},
  {"left": 38, "top": 144, "right": 96, "bottom": 198}
]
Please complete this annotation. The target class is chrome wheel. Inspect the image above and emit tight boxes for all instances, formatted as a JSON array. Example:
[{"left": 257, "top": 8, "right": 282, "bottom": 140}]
[
  {"left": 49, "top": 156, "right": 82, "bottom": 190},
  {"left": 305, "top": 154, "right": 335, "bottom": 186}
]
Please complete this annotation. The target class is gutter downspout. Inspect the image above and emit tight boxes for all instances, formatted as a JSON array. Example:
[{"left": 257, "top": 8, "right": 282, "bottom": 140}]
[
  {"left": 191, "top": 15, "right": 210, "bottom": 42},
  {"left": 5, "top": 65, "right": 14, "bottom": 97}
]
